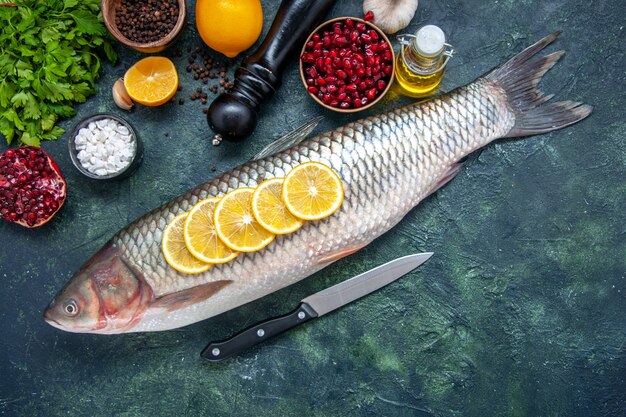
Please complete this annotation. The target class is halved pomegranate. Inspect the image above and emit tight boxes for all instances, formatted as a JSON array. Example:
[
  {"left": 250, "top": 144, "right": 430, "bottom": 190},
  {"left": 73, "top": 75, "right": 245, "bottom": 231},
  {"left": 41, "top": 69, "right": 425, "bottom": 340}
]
[{"left": 0, "top": 146, "right": 67, "bottom": 228}]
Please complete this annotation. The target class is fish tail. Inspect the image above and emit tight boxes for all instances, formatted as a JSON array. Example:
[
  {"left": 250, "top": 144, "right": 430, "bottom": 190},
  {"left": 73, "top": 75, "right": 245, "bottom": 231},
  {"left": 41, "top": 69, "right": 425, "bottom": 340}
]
[{"left": 486, "top": 32, "right": 592, "bottom": 138}]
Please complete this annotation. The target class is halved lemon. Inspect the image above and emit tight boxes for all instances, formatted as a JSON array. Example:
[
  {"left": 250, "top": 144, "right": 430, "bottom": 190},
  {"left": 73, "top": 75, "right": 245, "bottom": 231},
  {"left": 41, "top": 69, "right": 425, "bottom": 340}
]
[
  {"left": 162, "top": 213, "right": 212, "bottom": 274},
  {"left": 124, "top": 57, "right": 178, "bottom": 106},
  {"left": 282, "top": 162, "right": 344, "bottom": 221},
  {"left": 252, "top": 178, "right": 304, "bottom": 235},
  {"left": 184, "top": 197, "right": 239, "bottom": 264},
  {"left": 214, "top": 187, "right": 275, "bottom": 252}
]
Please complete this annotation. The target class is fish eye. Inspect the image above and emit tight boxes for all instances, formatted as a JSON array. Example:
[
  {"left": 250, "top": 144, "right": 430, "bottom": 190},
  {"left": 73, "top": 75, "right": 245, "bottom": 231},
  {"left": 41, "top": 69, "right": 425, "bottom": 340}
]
[{"left": 63, "top": 300, "right": 78, "bottom": 317}]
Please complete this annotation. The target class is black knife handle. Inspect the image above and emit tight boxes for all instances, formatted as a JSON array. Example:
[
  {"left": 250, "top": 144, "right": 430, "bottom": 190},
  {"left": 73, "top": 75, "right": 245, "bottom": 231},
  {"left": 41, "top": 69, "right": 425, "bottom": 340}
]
[{"left": 201, "top": 303, "right": 318, "bottom": 361}]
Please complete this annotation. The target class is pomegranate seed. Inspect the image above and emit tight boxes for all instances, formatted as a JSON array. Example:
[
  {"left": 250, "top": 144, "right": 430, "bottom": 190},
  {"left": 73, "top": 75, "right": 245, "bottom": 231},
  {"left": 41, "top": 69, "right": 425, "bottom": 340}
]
[
  {"left": 302, "top": 19, "right": 389, "bottom": 112},
  {"left": 364, "top": 11, "right": 375, "bottom": 21},
  {"left": 335, "top": 36, "right": 348, "bottom": 46}
]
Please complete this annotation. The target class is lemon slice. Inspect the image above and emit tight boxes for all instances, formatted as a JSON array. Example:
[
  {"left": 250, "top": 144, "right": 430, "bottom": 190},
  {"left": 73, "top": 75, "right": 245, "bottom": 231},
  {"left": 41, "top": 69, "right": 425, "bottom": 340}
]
[
  {"left": 124, "top": 57, "right": 178, "bottom": 106},
  {"left": 184, "top": 197, "right": 239, "bottom": 264},
  {"left": 214, "top": 187, "right": 275, "bottom": 252},
  {"left": 282, "top": 162, "right": 344, "bottom": 221},
  {"left": 252, "top": 178, "right": 304, "bottom": 235},
  {"left": 162, "top": 213, "right": 212, "bottom": 274}
]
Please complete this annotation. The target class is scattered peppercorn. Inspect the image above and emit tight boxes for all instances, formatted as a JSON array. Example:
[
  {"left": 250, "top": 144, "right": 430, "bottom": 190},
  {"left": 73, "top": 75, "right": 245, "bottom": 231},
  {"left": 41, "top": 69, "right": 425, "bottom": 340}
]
[{"left": 115, "top": 0, "right": 179, "bottom": 43}]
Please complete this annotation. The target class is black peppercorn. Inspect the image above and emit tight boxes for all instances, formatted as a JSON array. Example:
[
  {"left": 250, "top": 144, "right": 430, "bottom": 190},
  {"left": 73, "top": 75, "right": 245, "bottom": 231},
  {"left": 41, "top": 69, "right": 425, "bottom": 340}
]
[{"left": 115, "top": 0, "right": 179, "bottom": 43}]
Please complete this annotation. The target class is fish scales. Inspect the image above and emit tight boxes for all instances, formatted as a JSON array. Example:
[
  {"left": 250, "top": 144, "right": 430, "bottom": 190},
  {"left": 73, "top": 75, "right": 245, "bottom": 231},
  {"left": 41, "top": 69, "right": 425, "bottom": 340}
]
[
  {"left": 44, "top": 33, "right": 591, "bottom": 333},
  {"left": 110, "top": 82, "right": 510, "bottom": 329}
]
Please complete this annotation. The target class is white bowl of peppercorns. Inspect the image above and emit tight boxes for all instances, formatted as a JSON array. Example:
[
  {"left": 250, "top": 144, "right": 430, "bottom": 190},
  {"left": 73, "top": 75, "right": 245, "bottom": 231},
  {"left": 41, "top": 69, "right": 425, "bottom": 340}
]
[{"left": 101, "top": 0, "right": 186, "bottom": 53}]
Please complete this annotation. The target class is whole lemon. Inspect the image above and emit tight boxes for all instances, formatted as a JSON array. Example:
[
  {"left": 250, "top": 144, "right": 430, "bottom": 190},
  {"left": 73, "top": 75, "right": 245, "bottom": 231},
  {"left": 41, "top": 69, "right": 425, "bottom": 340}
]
[{"left": 196, "top": 0, "right": 263, "bottom": 58}]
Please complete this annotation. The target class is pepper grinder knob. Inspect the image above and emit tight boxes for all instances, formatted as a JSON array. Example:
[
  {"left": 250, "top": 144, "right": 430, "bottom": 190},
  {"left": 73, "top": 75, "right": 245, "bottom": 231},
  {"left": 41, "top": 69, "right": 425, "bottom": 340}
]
[{"left": 208, "top": 0, "right": 336, "bottom": 144}]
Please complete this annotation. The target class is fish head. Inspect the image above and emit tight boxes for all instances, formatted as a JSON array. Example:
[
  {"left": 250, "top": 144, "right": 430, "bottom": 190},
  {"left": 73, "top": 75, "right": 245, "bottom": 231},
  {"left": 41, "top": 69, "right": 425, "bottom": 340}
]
[{"left": 44, "top": 242, "right": 152, "bottom": 334}]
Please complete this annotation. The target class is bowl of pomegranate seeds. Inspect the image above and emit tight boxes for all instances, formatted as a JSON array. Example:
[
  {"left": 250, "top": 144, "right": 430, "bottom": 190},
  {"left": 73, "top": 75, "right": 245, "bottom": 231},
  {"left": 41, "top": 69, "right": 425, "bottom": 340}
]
[{"left": 300, "top": 16, "right": 395, "bottom": 113}]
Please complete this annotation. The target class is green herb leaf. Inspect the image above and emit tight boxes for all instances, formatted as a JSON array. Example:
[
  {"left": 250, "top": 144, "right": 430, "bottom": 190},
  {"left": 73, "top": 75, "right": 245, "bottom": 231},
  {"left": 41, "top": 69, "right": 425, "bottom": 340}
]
[{"left": 0, "top": 0, "right": 116, "bottom": 145}]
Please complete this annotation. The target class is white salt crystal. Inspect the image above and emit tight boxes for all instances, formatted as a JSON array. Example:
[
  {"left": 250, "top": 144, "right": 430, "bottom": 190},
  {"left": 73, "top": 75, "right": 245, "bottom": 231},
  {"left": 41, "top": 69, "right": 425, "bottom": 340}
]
[
  {"left": 74, "top": 117, "right": 135, "bottom": 176},
  {"left": 117, "top": 126, "right": 130, "bottom": 136}
]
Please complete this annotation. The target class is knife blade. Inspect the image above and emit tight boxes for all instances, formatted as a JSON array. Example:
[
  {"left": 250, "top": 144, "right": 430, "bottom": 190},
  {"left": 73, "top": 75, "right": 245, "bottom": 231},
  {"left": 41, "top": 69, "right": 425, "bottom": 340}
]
[{"left": 201, "top": 252, "right": 433, "bottom": 361}]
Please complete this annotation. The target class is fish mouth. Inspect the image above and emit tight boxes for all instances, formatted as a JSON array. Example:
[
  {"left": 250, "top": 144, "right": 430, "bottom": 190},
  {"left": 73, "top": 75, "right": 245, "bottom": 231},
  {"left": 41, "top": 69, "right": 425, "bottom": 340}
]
[{"left": 43, "top": 307, "right": 65, "bottom": 330}]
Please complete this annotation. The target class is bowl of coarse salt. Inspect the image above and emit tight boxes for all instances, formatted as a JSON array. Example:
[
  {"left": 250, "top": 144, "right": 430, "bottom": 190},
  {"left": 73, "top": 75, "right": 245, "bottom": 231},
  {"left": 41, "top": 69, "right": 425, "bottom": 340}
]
[{"left": 68, "top": 114, "right": 143, "bottom": 180}]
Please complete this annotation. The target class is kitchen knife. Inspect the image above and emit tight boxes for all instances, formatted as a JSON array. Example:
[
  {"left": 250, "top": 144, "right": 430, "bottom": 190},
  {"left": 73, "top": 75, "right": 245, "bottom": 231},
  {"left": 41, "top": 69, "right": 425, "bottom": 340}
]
[{"left": 201, "top": 252, "right": 433, "bottom": 361}]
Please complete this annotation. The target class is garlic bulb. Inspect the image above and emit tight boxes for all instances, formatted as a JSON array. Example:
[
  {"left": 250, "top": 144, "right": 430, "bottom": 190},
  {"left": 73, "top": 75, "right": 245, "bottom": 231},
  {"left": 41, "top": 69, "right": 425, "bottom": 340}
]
[
  {"left": 363, "top": 0, "right": 419, "bottom": 34},
  {"left": 112, "top": 78, "right": 134, "bottom": 111}
]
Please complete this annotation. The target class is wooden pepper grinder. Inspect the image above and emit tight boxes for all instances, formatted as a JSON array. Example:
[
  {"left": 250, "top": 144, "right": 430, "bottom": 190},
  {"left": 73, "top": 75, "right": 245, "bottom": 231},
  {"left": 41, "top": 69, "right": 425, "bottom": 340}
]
[{"left": 208, "top": 0, "right": 336, "bottom": 145}]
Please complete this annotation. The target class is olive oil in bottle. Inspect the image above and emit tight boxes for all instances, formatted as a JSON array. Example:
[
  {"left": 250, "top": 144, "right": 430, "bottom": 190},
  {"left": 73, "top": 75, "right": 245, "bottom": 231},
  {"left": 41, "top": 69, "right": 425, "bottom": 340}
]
[{"left": 394, "top": 25, "right": 454, "bottom": 97}]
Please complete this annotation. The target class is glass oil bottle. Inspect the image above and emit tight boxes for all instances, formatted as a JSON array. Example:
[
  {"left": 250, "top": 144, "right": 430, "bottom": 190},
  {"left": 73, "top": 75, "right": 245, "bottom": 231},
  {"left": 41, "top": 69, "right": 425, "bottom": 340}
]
[{"left": 394, "top": 25, "right": 454, "bottom": 97}]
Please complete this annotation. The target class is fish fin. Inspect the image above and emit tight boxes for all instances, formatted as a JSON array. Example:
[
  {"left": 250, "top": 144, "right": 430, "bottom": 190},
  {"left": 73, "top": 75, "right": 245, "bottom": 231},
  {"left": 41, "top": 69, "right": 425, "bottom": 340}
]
[
  {"left": 251, "top": 116, "right": 323, "bottom": 161},
  {"left": 151, "top": 280, "right": 232, "bottom": 312},
  {"left": 425, "top": 163, "right": 463, "bottom": 198},
  {"left": 317, "top": 244, "right": 367, "bottom": 264},
  {"left": 486, "top": 32, "right": 592, "bottom": 137}
]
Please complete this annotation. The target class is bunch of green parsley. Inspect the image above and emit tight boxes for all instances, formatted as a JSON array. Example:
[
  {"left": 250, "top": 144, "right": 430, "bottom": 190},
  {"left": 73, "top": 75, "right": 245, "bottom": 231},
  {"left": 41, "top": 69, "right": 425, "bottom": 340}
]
[{"left": 0, "top": 0, "right": 117, "bottom": 146}]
